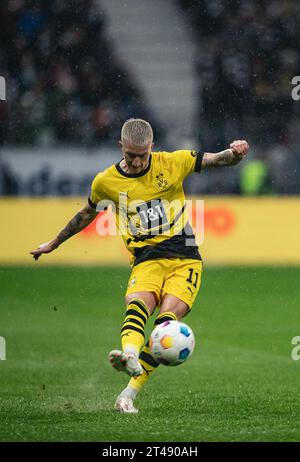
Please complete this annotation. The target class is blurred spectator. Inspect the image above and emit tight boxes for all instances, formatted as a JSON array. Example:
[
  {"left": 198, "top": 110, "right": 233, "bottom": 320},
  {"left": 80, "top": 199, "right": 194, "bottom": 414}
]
[
  {"left": 180, "top": 0, "right": 300, "bottom": 195},
  {"left": 0, "top": 0, "right": 299, "bottom": 196},
  {"left": 0, "top": 155, "right": 19, "bottom": 195},
  {"left": 0, "top": 0, "right": 155, "bottom": 146},
  {"left": 240, "top": 159, "right": 271, "bottom": 195},
  {"left": 266, "top": 142, "right": 300, "bottom": 194}
]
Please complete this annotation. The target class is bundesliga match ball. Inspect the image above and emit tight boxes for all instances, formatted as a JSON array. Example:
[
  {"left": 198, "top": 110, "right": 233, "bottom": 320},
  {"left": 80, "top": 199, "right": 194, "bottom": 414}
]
[{"left": 149, "top": 320, "right": 195, "bottom": 366}]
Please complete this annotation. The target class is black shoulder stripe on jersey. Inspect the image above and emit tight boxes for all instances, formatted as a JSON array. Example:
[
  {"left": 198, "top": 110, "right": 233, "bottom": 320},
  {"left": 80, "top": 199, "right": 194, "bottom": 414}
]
[
  {"left": 88, "top": 196, "right": 97, "bottom": 209},
  {"left": 127, "top": 203, "right": 186, "bottom": 245},
  {"left": 195, "top": 151, "right": 205, "bottom": 173}
]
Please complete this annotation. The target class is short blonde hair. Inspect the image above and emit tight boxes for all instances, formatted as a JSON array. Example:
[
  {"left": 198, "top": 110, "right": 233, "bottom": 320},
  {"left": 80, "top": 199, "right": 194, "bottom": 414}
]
[{"left": 121, "top": 118, "right": 153, "bottom": 146}]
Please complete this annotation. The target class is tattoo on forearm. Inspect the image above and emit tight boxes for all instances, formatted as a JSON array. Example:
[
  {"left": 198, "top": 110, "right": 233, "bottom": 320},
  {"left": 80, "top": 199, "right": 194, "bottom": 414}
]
[
  {"left": 56, "top": 211, "right": 88, "bottom": 244},
  {"left": 202, "top": 149, "right": 241, "bottom": 168},
  {"left": 216, "top": 149, "right": 236, "bottom": 166}
]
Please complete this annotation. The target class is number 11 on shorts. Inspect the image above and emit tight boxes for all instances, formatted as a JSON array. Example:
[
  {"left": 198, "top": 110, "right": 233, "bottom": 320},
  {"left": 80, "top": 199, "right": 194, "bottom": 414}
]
[{"left": 186, "top": 268, "right": 199, "bottom": 288}]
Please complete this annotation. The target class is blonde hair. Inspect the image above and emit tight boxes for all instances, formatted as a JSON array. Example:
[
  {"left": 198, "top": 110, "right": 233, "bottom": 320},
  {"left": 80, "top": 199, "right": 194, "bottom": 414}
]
[{"left": 121, "top": 118, "right": 153, "bottom": 146}]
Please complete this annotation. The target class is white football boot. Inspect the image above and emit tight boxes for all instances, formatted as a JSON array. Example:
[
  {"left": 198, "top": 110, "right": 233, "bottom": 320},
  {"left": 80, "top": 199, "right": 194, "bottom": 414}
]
[
  {"left": 108, "top": 350, "right": 143, "bottom": 377},
  {"left": 114, "top": 395, "right": 138, "bottom": 414}
]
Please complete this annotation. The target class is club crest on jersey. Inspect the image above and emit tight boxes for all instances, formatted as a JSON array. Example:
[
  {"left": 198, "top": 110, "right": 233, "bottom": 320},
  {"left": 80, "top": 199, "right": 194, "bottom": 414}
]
[{"left": 156, "top": 173, "right": 168, "bottom": 190}]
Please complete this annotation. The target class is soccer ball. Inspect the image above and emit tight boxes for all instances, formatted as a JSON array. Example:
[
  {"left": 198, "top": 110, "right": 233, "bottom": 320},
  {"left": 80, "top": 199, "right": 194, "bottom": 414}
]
[{"left": 149, "top": 320, "right": 195, "bottom": 366}]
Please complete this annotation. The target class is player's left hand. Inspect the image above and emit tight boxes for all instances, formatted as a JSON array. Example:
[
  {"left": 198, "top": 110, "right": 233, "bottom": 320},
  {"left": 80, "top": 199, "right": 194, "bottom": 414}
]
[{"left": 229, "top": 140, "right": 249, "bottom": 159}]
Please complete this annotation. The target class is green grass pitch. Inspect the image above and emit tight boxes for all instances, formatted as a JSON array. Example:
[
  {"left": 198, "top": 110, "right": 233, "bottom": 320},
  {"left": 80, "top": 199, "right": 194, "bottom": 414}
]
[{"left": 0, "top": 265, "right": 300, "bottom": 442}]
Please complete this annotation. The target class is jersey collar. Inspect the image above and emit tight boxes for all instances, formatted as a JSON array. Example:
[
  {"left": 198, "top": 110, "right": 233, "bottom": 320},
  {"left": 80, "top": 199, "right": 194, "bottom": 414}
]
[{"left": 115, "top": 154, "right": 152, "bottom": 178}]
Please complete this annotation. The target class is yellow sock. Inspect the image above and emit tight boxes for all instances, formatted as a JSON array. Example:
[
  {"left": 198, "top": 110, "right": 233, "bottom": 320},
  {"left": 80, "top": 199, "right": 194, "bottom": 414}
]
[
  {"left": 128, "top": 311, "right": 178, "bottom": 392},
  {"left": 121, "top": 299, "right": 149, "bottom": 357}
]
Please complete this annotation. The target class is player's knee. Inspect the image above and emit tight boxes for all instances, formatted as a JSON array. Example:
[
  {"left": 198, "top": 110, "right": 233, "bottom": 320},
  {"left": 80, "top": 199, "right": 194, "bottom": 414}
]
[
  {"left": 159, "top": 294, "right": 189, "bottom": 319},
  {"left": 158, "top": 308, "right": 187, "bottom": 321}
]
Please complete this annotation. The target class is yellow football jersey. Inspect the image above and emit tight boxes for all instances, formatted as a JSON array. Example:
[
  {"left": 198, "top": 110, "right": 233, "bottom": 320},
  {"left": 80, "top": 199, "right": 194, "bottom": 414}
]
[{"left": 89, "top": 150, "right": 204, "bottom": 266}]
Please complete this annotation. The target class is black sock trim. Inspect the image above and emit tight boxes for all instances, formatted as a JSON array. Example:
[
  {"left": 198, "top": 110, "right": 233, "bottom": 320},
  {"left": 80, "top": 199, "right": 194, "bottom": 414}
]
[
  {"left": 154, "top": 314, "right": 177, "bottom": 326},
  {"left": 122, "top": 317, "right": 145, "bottom": 330},
  {"left": 125, "top": 309, "right": 148, "bottom": 325},
  {"left": 139, "top": 351, "right": 159, "bottom": 368},
  {"left": 128, "top": 300, "right": 149, "bottom": 319},
  {"left": 121, "top": 324, "right": 145, "bottom": 337}
]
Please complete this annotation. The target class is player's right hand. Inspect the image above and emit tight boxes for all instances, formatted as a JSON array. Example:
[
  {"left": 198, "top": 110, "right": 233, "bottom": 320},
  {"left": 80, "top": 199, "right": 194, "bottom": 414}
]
[{"left": 30, "top": 241, "right": 58, "bottom": 261}]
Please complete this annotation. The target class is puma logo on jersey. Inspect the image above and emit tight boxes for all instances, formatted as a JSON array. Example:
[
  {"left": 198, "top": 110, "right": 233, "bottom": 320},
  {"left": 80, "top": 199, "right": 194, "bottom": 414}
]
[{"left": 128, "top": 277, "right": 136, "bottom": 288}]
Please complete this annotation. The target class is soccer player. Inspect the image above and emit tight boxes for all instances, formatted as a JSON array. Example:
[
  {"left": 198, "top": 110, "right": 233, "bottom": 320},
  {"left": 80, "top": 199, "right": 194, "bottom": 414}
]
[{"left": 31, "top": 119, "right": 249, "bottom": 413}]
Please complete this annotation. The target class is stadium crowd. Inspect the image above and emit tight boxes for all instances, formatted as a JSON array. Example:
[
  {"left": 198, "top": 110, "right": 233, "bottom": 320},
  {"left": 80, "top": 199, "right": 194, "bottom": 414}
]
[
  {"left": 180, "top": 0, "right": 300, "bottom": 194},
  {"left": 0, "top": 0, "right": 151, "bottom": 146},
  {"left": 0, "top": 0, "right": 299, "bottom": 195}
]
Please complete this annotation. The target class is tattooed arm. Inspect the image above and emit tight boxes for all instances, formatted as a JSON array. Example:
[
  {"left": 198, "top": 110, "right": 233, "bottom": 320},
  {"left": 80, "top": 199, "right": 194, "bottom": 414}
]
[
  {"left": 201, "top": 140, "right": 249, "bottom": 169},
  {"left": 30, "top": 203, "right": 97, "bottom": 261}
]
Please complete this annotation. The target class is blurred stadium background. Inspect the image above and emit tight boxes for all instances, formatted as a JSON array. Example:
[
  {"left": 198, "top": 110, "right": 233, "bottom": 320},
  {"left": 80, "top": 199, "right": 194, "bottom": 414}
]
[
  {"left": 1, "top": 0, "right": 300, "bottom": 264},
  {"left": 1, "top": 0, "right": 300, "bottom": 442}
]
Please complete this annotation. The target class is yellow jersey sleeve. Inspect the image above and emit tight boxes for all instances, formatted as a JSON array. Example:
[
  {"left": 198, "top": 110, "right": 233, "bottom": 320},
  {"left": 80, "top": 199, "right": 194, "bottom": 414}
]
[
  {"left": 88, "top": 172, "right": 106, "bottom": 208},
  {"left": 171, "top": 150, "right": 204, "bottom": 179}
]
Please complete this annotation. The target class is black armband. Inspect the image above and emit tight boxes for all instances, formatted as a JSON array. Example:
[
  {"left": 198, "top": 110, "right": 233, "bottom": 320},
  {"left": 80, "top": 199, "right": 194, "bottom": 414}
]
[
  {"left": 194, "top": 151, "right": 205, "bottom": 173},
  {"left": 88, "top": 196, "right": 97, "bottom": 209}
]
